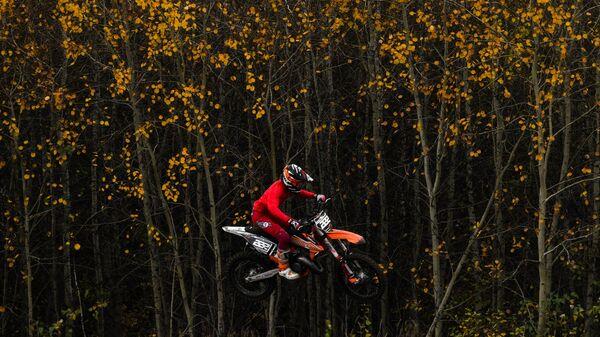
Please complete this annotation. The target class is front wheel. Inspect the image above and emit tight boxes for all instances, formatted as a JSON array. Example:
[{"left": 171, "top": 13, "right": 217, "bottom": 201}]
[
  {"left": 337, "top": 252, "right": 386, "bottom": 302},
  {"left": 226, "top": 251, "right": 276, "bottom": 300}
]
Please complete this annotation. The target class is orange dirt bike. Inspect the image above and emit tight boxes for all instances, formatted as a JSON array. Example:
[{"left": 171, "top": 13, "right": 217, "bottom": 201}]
[{"left": 223, "top": 199, "right": 385, "bottom": 301}]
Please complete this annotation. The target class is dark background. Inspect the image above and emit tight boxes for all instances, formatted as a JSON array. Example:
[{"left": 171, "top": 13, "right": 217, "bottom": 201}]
[{"left": 0, "top": 0, "right": 598, "bottom": 336}]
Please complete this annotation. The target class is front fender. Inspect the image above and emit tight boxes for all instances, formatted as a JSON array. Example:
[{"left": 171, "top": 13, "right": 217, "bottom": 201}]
[{"left": 327, "top": 229, "right": 365, "bottom": 245}]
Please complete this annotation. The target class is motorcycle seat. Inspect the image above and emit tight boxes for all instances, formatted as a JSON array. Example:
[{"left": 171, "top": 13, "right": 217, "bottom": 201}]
[{"left": 245, "top": 225, "right": 278, "bottom": 243}]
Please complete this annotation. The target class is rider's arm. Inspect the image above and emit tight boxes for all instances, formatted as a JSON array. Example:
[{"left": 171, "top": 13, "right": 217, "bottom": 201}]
[
  {"left": 297, "top": 189, "right": 316, "bottom": 199},
  {"left": 266, "top": 203, "right": 292, "bottom": 225}
]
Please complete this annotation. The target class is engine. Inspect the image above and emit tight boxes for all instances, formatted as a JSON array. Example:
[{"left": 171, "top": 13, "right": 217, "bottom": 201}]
[{"left": 289, "top": 250, "right": 323, "bottom": 274}]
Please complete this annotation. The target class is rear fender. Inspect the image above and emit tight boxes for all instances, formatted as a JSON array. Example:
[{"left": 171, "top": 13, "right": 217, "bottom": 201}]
[
  {"left": 222, "top": 226, "right": 277, "bottom": 256},
  {"left": 327, "top": 229, "right": 365, "bottom": 245}
]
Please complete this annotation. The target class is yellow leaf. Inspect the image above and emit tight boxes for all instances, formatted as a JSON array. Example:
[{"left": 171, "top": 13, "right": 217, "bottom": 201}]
[{"left": 217, "top": 53, "right": 229, "bottom": 65}]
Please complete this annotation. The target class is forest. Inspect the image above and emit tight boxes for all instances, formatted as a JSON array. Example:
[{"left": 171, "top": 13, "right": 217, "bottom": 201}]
[{"left": 0, "top": 0, "right": 598, "bottom": 336}]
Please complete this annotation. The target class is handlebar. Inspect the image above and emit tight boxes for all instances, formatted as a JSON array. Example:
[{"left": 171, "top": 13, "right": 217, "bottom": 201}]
[
  {"left": 313, "top": 197, "right": 330, "bottom": 213},
  {"left": 300, "top": 197, "right": 331, "bottom": 227}
]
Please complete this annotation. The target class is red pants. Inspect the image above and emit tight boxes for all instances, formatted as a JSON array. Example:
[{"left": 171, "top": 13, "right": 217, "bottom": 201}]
[{"left": 251, "top": 212, "right": 291, "bottom": 250}]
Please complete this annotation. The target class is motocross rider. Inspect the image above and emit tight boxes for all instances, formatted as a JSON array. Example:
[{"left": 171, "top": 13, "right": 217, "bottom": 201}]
[{"left": 251, "top": 164, "right": 326, "bottom": 280}]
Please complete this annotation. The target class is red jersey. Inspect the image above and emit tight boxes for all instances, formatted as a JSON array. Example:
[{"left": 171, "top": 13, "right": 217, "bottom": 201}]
[{"left": 252, "top": 180, "right": 315, "bottom": 225}]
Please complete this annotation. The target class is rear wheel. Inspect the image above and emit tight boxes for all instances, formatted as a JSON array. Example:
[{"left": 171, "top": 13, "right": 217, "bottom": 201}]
[
  {"left": 226, "top": 251, "right": 276, "bottom": 300},
  {"left": 338, "top": 252, "right": 385, "bottom": 301}
]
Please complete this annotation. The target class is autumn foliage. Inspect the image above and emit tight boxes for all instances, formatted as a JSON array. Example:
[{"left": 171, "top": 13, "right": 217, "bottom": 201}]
[{"left": 0, "top": 1, "right": 598, "bottom": 337}]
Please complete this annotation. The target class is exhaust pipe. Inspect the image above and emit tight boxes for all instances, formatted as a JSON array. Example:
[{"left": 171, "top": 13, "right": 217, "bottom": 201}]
[{"left": 296, "top": 256, "right": 323, "bottom": 274}]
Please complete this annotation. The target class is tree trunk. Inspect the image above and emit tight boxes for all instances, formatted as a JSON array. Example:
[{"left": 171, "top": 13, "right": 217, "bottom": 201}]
[
  {"left": 547, "top": 69, "right": 572, "bottom": 302},
  {"left": 324, "top": 41, "right": 337, "bottom": 337},
  {"left": 56, "top": 27, "right": 75, "bottom": 337},
  {"left": 424, "top": 133, "right": 523, "bottom": 337},
  {"left": 49, "top": 105, "right": 60, "bottom": 326},
  {"left": 410, "top": 175, "right": 423, "bottom": 336},
  {"left": 446, "top": 148, "right": 456, "bottom": 256},
  {"left": 403, "top": 3, "right": 446, "bottom": 335},
  {"left": 197, "top": 135, "right": 225, "bottom": 337},
  {"left": 265, "top": 60, "right": 279, "bottom": 337},
  {"left": 120, "top": 12, "right": 166, "bottom": 336},
  {"left": 584, "top": 67, "right": 599, "bottom": 337},
  {"left": 537, "top": 163, "right": 549, "bottom": 337},
  {"left": 10, "top": 107, "right": 34, "bottom": 337},
  {"left": 303, "top": 63, "right": 318, "bottom": 337},
  {"left": 183, "top": 177, "right": 198, "bottom": 333},
  {"left": 131, "top": 103, "right": 166, "bottom": 337},
  {"left": 146, "top": 143, "right": 195, "bottom": 337},
  {"left": 193, "top": 67, "right": 209, "bottom": 328},
  {"left": 532, "top": 35, "right": 550, "bottom": 337},
  {"left": 62, "top": 162, "right": 74, "bottom": 337},
  {"left": 303, "top": 55, "right": 320, "bottom": 337},
  {"left": 463, "top": 68, "right": 483, "bottom": 311},
  {"left": 91, "top": 93, "right": 105, "bottom": 337},
  {"left": 366, "top": 1, "right": 388, "bottom": 333},
  {"left": 492, "top": 80, "right": 506, "bottom": 309},
  {"left": 21, "top": 163, "right": 34, "bottom": 337},
  {"left": 51, "top": 180, "right": 60, "bottom": 323}
]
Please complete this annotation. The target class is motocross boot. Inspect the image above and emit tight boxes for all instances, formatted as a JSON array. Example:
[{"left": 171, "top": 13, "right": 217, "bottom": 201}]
[{"left": 276, "top": 250, "right": 300, "bottom": 280}]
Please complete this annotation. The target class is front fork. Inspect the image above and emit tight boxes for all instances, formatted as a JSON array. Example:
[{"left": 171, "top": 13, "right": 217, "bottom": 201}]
[{"left": 315, "top": 228, "right": 354, "bottom": 277}]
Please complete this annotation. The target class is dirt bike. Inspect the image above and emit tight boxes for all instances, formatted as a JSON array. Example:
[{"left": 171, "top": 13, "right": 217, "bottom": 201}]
[{"left": 222, "top": 199, "right": 385, "bottom": 302}]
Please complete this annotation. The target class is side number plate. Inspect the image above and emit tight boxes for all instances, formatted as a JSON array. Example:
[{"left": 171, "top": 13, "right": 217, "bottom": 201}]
[{"left": 252, "top": 239, "right": 276, "bottom": 255}]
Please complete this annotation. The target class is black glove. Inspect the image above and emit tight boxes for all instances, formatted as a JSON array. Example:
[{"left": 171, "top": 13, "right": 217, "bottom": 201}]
[
  {"left": 289, "top": 218, "right": 302, "bottom": 230},
  {"left": 289, "top": 218, "right": 311, "bottom": 233},
  {"left": 301, "top": 218, "right": 314, "bottom": 233}
]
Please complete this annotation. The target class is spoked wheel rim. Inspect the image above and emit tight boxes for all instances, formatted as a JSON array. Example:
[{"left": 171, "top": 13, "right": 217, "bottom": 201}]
[
  {"left": 233, "top": 260, "right": 270, "bottom": 297},
  {"left": 342, "top": 256, "right": 384, "bottom": 300}
]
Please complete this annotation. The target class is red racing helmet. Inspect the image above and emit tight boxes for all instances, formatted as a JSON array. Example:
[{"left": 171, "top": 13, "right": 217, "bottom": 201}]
[{"left": 281, "top": 164, "right": 313, "bottom": 192}]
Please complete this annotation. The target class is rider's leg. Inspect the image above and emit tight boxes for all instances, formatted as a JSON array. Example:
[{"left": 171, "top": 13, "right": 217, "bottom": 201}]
[{"left": 255, "top": 220, "right": 299, "bottom": 280}]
